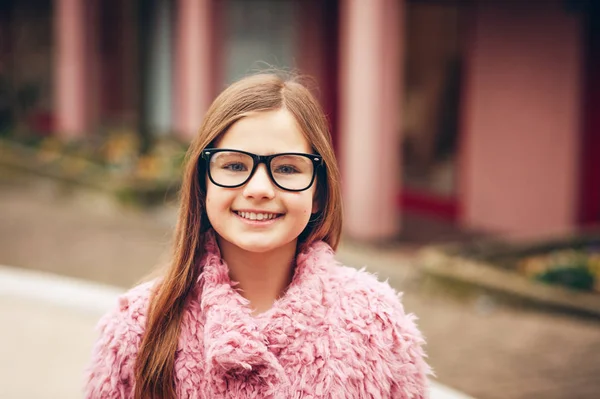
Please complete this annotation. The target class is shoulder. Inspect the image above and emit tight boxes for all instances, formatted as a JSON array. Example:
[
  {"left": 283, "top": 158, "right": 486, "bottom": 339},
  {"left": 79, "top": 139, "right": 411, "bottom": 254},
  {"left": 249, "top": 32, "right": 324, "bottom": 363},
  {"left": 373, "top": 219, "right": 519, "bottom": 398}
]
[
  {"left": 307, "top": 242, "right": 411, "bottom": 319},
  {"left": 304, "top": 242, "right": 418, "bottom": 328},
  {"left": 326, "top": 261, "right": 402, "bottom": 305},
  {"left": 84, "top": 280, "right": 156, "bottom": 398},
  {"left": 98, "top": 280, "right": 155, "bottom": 338},
  {"left": 306, "top": 242, "right": 400, "bottom": 298},
  {"left": 324, "top": 264, "right": 432, "bottom": 396},
  {"left": 327, "top": 264, "right": 408, "bottom": 318}
]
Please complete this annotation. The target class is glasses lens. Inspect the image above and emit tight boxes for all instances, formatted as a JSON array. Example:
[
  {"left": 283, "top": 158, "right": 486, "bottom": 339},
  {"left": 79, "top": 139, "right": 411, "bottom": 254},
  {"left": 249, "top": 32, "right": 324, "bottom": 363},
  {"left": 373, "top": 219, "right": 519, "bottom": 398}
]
[
  {"left": 209, "top": 151, "right": 253, "bottom": 187},
  {"left": 271, "top": 154, "right": 314, "bottom": 190}
]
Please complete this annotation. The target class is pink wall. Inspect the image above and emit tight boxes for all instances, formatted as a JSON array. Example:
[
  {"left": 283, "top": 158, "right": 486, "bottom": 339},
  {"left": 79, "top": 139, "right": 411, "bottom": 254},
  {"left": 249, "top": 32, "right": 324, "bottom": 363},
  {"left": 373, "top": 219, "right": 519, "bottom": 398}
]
[{"left": 460, "top": 2, "right": 583, "bottom": 237}]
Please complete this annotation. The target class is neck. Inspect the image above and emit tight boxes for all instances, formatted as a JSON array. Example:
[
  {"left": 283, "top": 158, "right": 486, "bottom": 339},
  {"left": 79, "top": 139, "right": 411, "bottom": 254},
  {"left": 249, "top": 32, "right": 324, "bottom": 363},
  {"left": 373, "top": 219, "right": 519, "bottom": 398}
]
[{"left": 216, "top": 237, "right": 298, "bottom": 315}]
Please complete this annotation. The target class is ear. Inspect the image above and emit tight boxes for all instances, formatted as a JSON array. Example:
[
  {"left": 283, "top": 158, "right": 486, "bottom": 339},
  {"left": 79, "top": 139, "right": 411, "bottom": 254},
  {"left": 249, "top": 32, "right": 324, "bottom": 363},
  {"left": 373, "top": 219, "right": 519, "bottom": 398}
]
[
  {"left": 312, "top": 187, "right": 322, "bottom": 215},
  {"left": 312, "top": 199, "right": 320, "bottom": 215}
]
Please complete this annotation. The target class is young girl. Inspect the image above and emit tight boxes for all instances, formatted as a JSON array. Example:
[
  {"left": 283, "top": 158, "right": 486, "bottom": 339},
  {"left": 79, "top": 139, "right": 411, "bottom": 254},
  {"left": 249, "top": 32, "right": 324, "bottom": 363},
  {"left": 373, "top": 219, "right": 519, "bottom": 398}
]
[{"left": 85, "top": 74, "right": 431, "bottom": 398}]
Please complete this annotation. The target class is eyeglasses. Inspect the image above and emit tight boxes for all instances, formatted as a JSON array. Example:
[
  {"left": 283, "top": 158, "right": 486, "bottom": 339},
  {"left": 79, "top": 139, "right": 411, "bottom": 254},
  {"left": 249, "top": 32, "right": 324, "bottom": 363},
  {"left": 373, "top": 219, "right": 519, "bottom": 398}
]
[{"left": 201, "top": 148, "right": 324, "bottom": 192}]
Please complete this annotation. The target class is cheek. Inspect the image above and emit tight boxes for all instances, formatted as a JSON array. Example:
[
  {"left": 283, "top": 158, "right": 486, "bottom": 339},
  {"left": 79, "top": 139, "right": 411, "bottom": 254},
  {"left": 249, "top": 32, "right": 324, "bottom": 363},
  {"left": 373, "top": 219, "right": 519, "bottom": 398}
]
[
  {"left": 205, "top": 185, "right": 231, "bottom": 216},
  {"left": 205, "top": 184, "right": 214, "bottom": 207},
  {"left": 204, "top": 186, "right": 215, "bottom": 221},
  {"left": 287, "top": 192, "right": 316, "bottom": 219}
]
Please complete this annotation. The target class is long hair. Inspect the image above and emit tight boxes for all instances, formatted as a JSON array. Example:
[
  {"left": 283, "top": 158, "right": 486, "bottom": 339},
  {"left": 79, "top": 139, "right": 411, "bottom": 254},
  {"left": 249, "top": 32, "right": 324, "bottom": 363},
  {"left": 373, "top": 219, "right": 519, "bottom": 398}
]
[{"left": 133, "top": 73, "right": 343, "bottom": 398}]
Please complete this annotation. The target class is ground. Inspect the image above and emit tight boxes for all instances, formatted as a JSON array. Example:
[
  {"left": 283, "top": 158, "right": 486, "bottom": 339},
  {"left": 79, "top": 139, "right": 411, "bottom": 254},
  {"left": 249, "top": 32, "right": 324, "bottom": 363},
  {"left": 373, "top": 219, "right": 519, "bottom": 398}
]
[{"left": 1, "top": 172, "right": 599, "bottom": 399}]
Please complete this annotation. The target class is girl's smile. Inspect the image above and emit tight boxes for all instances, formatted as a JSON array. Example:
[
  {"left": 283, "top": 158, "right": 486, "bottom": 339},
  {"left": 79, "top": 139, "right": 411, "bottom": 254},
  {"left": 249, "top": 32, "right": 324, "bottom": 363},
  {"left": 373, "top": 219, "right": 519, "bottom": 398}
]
[{"left": 232, "top": 209, "right": 285, "bottom": 224}]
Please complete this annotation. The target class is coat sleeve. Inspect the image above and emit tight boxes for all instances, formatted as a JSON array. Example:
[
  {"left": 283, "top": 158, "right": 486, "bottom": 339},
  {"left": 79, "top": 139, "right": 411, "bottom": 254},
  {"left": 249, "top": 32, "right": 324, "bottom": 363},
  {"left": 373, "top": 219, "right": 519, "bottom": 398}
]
[
  {"left": 372, "top": 282, "right": 433, "bottom": 399},
  {"left": 84, "top": 290, "right": 147, "bottom": 399}
]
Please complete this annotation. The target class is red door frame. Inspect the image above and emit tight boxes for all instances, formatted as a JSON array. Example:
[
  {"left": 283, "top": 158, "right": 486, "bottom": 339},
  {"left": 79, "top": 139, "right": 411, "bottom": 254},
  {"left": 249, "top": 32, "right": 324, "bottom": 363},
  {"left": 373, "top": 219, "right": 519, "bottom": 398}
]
[{"left": 579, "top": 2, "right": 600, "bottom": 225}]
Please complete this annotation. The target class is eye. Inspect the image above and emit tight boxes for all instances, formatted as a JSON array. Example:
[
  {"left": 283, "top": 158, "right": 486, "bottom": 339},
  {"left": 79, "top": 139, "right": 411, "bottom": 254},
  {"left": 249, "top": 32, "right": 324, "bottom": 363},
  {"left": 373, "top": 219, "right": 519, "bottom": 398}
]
[
  {"left": 223, "top": 162, "right": 248, "bottom": 172},
  {"left": 274, "top": 164, "right": 300, "bottom": 174}
]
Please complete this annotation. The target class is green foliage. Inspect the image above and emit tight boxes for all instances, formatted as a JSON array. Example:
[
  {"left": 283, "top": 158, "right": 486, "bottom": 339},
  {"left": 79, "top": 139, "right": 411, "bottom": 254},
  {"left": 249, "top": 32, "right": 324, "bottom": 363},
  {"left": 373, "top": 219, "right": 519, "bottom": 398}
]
[
  {"left": 519, "top": 249, "right": 600, "bottom": 292},
  {"left": 534, "top": 265, "right": 595, "bottom": 291}
]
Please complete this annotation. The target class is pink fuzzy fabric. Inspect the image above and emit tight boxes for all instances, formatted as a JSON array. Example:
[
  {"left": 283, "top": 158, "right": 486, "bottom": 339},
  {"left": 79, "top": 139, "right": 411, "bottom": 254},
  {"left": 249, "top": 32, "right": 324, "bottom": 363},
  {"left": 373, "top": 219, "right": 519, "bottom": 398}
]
[{"left": 85, "top": 232, "right": 432, "bottom": 398}]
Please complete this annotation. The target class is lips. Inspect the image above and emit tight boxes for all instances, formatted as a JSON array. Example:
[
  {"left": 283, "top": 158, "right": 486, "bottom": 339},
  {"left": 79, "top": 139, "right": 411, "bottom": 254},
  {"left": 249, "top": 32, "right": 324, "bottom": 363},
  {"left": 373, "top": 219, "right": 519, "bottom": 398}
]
[{"left": 233, "top": 210, "right": 283, "bottom": 221}]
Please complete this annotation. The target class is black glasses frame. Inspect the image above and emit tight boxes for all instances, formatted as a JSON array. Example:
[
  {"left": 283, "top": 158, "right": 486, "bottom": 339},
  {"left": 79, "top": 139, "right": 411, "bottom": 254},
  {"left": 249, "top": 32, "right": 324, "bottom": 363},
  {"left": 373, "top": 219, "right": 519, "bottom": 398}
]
[{"left": 201, "top": 148, "right": 324, "bottom": 192}]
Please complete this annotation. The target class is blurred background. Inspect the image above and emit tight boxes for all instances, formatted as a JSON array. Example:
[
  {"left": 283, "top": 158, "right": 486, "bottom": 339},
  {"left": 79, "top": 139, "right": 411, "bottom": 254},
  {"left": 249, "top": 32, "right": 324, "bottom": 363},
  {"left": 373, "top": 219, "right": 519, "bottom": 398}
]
[{"left": 1, "top": 0, "right": 600, "bottom": 398}]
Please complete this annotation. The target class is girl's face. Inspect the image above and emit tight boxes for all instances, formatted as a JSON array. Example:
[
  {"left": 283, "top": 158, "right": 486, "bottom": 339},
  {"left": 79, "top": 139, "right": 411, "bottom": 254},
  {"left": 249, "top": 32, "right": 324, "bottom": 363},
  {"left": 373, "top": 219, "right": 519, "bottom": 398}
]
[{"left": 205, "top": 109, "right": 318, "bottom": 255}]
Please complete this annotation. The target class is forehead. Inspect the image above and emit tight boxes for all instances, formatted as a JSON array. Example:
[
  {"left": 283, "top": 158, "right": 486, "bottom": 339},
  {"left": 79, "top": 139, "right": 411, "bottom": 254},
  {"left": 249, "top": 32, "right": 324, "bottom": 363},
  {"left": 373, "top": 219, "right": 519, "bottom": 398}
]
[{"left": 216, "top": 109, "right": 311, "bottom": 154}]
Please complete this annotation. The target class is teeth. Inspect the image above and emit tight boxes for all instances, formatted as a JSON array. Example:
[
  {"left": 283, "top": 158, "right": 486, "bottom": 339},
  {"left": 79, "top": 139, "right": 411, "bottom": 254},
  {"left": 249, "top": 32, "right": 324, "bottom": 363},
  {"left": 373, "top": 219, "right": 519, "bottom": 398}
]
[{"left": 237, "top": 211, "right": 278, "bottom": 221}]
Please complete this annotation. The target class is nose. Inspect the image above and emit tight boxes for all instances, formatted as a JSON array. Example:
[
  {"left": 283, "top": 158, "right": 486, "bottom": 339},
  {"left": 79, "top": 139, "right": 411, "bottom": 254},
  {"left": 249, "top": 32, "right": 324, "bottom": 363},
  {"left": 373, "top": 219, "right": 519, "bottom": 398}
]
[{"left": 242, "top": 164, "right": 275, "bottom": 199}]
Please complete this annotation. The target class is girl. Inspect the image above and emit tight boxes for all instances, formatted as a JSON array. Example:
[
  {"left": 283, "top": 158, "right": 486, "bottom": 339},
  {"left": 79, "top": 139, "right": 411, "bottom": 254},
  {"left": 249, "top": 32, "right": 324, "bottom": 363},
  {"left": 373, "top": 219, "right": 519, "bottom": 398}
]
[{"left": 85, "top": 74, "right": 431, "bottom": 398}]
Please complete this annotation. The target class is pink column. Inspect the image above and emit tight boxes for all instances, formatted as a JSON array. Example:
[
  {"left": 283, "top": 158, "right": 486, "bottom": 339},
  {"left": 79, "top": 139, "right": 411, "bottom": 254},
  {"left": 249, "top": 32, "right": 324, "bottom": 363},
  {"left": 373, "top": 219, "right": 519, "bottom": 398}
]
[
  {"left": 174, "top": 0, "right": 214, "bottom": 140},
  {"left": 459, "top": 2, "right": 582, "bottom": 237},
  {"left": 54, "top": 0, "right": 88, "bottom": 138},
  {"left": 339, "top": 0, "right": 403, "bottom": 240}
]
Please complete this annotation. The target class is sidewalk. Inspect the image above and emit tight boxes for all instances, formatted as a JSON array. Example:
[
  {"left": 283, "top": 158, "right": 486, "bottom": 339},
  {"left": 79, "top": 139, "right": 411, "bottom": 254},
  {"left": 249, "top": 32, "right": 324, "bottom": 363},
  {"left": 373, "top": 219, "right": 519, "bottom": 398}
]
[
  {"left": 1, "top": 178, "right": 600, "bottom": 398},
  {"left": 0, "top": 267, "right": 113, "bottom": 399},
  {"left": 0, "top": 264, "right": 471, "bottom": 399}
]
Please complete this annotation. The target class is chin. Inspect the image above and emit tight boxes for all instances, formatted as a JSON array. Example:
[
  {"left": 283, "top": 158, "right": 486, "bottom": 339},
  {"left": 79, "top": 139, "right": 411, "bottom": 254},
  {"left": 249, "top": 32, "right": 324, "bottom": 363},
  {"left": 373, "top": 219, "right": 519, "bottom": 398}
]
[
  {"left": 236, "top": 234, "right": 299, "bottom": 253},
  {"left": 235, "top": 240, "right": 284, "bottom": 254}
]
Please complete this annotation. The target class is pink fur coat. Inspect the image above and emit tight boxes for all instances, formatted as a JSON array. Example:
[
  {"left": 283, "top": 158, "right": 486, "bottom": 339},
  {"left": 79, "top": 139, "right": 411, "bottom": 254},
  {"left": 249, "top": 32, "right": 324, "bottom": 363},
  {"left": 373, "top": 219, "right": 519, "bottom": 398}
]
[{"left": 85, "top": 232, "right": 431, "bottom": 398}]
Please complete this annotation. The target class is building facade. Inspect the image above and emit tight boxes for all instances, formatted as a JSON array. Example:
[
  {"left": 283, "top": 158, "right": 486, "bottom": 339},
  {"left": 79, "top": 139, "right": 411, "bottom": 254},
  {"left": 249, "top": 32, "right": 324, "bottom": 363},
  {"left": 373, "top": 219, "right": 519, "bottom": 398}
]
[{"left": 1, "top": 0, "right": 598, "bottom": 240}]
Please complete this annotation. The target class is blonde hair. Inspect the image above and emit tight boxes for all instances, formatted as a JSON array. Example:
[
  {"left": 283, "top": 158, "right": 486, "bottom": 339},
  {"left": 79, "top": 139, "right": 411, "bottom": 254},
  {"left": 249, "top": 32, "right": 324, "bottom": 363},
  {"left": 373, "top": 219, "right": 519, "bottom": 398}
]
[{"left": 134, "top": 73, "right": 343, "bottom": 398}]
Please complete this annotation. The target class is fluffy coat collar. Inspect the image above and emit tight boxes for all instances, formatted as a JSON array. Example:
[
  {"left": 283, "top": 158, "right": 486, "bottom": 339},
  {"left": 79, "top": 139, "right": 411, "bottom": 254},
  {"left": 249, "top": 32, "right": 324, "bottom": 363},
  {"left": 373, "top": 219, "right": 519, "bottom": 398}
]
[
  {"left": 85, "top": 231, "right": 431, "bottom": 398},
  {"left": 199, "top": 231, "right": 335, "bottom": 397}
]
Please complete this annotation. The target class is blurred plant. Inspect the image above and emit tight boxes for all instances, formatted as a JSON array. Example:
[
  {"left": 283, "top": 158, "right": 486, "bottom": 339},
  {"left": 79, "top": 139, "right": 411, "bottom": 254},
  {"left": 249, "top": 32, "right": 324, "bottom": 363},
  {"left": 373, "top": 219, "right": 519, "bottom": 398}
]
[
  {"left": 518, "top": 249, "right": 600, "bottom": 292},
  {"left": 1, "top": 130, "right": 189, "bottom": 206},
  {"left": 101, "top": 129, "right": 140, "bottom": 174}
]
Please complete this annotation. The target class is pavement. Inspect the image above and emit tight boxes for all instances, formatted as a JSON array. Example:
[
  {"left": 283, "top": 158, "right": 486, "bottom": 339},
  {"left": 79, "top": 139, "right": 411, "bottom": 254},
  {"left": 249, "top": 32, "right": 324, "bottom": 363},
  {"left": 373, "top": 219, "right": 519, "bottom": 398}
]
[{"left": 1, "top": 174, "right": 600, "bottom": 399}]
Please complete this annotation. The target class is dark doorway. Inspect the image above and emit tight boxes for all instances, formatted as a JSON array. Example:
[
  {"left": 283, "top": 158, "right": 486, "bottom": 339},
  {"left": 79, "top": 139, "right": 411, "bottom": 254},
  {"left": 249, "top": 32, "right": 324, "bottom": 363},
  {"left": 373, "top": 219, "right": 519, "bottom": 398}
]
[{"left": 579, "top": 1, "right": 600, "bottom": 225}]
